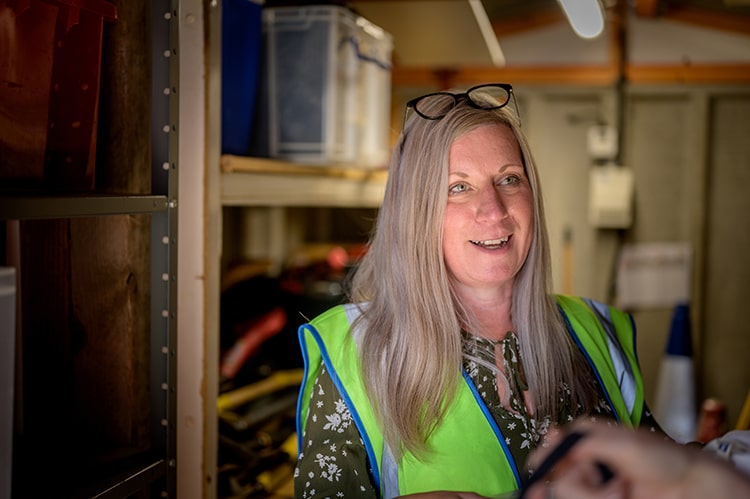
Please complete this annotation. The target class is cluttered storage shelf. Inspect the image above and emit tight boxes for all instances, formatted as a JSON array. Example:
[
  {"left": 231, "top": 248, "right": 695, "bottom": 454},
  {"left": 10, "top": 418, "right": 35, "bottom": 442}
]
[
  {"left": 220, "top": 155, "right": 388, "bottom": 208},
  {"left": 217, "top": 155, "right": 388, "bottom": 498}
]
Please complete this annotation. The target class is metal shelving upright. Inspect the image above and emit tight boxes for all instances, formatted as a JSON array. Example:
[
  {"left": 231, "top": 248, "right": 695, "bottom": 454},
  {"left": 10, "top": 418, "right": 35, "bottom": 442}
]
[{"left": 150, "top": 0, "right": 180, "bottom": 496}]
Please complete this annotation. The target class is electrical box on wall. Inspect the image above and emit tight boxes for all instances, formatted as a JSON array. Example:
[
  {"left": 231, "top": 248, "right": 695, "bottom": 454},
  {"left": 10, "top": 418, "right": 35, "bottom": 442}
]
[
  {"left": 587, "top": 124, "right": 618, "bottom": 162},
  {"left": 589, "top": 165, "right": 634, "bottom": 229}
]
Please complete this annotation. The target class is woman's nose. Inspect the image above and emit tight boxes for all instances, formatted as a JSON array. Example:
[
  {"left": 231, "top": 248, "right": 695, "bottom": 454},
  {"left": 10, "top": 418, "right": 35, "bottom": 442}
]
[{"left": 476, "top": 187, "right": 507, "bottom": 222}]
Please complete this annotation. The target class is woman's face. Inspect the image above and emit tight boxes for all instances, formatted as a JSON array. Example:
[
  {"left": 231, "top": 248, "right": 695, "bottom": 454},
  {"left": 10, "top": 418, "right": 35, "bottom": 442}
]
[{"left": 442, "top": 124, "right": 534, "bottom": 299}]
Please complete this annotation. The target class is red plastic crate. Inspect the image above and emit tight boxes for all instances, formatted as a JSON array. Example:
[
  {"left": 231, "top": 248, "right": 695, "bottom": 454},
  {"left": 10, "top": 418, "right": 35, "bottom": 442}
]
[{"left": 0, "top": 0, "right": 117, "bottom": 191}]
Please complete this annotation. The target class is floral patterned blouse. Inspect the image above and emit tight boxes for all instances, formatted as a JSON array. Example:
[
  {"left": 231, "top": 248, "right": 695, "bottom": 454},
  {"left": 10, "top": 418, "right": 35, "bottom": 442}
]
[{"left": 294, "top": 332, "right": 663, "bottom": 499}]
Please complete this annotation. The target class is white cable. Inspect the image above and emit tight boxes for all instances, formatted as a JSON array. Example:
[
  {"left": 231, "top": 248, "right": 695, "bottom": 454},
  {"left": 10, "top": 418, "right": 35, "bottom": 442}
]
[{"left": 468, "top": 0, "right": 506, "bottom": 67}]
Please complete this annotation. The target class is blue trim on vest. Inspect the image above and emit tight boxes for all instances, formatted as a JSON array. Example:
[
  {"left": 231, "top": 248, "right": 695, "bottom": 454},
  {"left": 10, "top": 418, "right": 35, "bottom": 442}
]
[
  {"left": 628, "top": 313, "right": 640, "bottom": 365},
  {"left": 296, "top": 327, "right": 310, "bottom": 453},
  {"left": 461, "top": 370, "right": 523, "bottom": 488},
  {"left": 556, "top": 304, "right": 622, "bottom": 424},
  {"left": 297, "top": 323, "right": 383, "bottom": 492}
]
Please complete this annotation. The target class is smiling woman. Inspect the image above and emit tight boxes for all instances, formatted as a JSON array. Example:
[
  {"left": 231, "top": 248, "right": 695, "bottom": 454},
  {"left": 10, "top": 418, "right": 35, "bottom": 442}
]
[{"left": 292, "top": 83, "right": 665, "bottom": 499}]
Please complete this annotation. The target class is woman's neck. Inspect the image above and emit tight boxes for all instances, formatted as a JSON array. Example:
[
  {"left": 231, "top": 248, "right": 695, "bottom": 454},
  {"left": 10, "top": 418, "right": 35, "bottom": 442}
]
[{"left": 458, "top": 288, "right": 515, "bottom": 341}]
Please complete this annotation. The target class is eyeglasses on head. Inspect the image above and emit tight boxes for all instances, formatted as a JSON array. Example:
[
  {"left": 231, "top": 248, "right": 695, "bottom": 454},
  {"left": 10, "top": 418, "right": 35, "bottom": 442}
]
[{"left": 404, "top": 83, "right": 515, "bottom": 124}]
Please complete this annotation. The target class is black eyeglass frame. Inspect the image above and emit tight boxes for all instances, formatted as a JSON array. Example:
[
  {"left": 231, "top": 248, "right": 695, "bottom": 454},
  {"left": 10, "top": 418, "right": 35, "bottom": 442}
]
[{"left": 403, "top": 83, "right": 520, "bottom": 128}]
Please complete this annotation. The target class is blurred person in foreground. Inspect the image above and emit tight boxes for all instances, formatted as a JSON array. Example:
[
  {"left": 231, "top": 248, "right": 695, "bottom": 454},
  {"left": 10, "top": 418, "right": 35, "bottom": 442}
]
[
  {"left": 293, "top": 83, "right": 664, "bottom": 499},
  {"left": 524, "top": 419, "right": 750, "bottom": 499}
]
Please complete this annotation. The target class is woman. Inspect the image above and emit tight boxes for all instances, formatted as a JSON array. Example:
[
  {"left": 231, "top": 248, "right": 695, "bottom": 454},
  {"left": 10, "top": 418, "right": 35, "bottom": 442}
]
[{"left": 294, "top": 84, "right": 662, "bottom": 499}]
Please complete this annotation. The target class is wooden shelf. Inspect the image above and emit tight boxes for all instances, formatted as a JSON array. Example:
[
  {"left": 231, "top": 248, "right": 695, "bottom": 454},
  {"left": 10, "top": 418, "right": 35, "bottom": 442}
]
[{"left": 220, "top": 155, "right": 388, "bottom": 208}]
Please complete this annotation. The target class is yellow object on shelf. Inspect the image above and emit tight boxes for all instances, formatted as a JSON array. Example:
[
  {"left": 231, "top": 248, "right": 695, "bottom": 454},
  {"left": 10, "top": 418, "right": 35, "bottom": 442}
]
[{"left": 217, "top": 369, "right": 304, "bottom": 415}]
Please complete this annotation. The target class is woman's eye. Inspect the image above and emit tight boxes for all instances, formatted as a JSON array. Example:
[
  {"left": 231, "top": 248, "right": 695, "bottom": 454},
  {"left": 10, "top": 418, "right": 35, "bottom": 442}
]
[
  {"left": 449, "top": 182, "right": 468, "bottom": 194},
  {"left": 499, "top": 175, "right": 521, "bottom": 186}
]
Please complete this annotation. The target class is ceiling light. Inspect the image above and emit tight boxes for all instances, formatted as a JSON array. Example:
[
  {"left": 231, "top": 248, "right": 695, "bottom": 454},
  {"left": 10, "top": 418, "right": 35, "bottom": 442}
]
[{"left": 558, "top": 0, "right": 605, "bottom": 39}]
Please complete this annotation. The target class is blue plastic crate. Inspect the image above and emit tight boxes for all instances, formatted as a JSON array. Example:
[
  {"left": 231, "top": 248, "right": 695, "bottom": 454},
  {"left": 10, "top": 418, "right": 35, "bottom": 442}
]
[{"left": 221, "top": 0, "right": 263, "bottom": 155}]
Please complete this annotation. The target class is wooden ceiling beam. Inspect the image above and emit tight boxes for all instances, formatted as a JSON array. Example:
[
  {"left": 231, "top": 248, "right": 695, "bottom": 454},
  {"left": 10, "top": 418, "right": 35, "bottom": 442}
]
[
  {"left": 634, "top": 0, "right": 661, "bottom": 18},
  {"left": 392, "top": 65, "right": 620, "bottom": 87},
  {"left": 661, "top": 5, "right": 750, "bottom": 36},
  {"left": 392, "top": 63, "right": 750, "bottom": 86},
  {"left": 626, "top": 63, "right": 750, "bottom": 83},
  {"left": 490, "top": 7, "right": 565, "bottom": 38}
]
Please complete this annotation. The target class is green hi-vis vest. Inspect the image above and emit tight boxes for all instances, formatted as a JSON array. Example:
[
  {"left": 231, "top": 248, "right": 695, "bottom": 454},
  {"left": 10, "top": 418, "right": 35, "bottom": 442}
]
[{"left": 296, "top": 295, "right": 645, "bottom": 498}]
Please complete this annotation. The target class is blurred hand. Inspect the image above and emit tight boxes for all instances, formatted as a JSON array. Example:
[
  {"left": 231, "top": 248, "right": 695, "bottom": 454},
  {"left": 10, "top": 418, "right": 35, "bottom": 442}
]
[{"left": 523, "top": 419, "right": 750, "bottom": 499}]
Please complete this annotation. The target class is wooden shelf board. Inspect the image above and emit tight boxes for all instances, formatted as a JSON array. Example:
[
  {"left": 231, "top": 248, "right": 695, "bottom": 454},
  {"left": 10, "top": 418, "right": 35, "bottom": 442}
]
[{"left": 220, "top": 156, "right": 388, "bottom": 208}]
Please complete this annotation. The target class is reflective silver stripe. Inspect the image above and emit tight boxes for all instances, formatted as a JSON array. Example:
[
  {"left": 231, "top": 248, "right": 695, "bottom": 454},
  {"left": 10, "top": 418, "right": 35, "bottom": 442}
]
[
  {"left": 381, "top": 443, "right": 400, "bottom": 499},
  {"left": 343, "top": 303, "right": 402, "bottom": 496},
  {"left": 582, "top": 298, "right": 637, "bottom": 415},
  {"left": 344, "top": 302, "right": 366, "bottom": 346}
]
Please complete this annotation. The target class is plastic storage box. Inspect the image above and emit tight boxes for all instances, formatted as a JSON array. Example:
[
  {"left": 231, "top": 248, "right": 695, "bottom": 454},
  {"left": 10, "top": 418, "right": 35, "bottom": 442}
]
[
  {"left": 260, "top": 6, "right": 393, "bottom": 167},
  {"left": 0, "top": 0, "right": 117, "bottom": 191}
]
